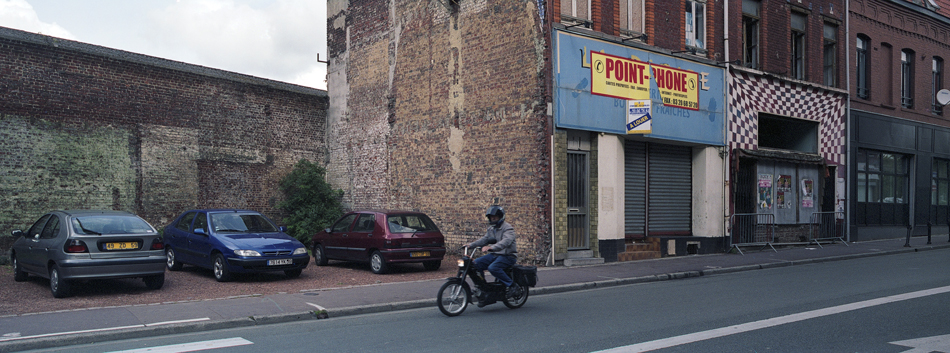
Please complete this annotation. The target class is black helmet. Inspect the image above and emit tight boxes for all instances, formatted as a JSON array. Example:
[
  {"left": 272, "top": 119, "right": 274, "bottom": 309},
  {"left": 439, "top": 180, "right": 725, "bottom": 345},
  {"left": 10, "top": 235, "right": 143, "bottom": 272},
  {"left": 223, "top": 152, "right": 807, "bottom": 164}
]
[{"left": 485, "top": 205, "right": 505, "bottom": 227}]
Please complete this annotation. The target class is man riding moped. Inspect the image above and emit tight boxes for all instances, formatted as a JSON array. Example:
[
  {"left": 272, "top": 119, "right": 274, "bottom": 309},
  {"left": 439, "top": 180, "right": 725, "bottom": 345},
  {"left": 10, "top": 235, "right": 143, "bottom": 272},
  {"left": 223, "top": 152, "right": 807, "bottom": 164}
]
[{"left": 465, "top": 205, "right": 518, "bottom": 307}]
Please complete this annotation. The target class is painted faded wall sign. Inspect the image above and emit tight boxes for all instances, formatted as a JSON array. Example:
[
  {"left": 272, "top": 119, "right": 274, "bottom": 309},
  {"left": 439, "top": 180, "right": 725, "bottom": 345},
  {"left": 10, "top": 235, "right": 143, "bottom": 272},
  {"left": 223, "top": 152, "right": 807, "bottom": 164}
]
[{"left": 554, "top": 30, "right": 725, "bottom": 145}]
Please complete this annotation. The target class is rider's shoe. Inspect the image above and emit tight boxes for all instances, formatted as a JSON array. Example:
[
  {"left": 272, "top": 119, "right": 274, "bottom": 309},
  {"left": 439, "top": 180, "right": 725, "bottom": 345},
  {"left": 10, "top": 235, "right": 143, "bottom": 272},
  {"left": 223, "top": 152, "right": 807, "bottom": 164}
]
[{"left": 506, "top": 285, "right": 519, "bottom": 298}]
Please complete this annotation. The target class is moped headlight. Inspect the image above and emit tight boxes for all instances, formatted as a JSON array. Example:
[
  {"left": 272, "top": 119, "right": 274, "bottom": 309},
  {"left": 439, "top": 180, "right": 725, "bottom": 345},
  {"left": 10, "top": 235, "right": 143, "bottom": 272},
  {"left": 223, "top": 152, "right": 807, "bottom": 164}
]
[{"left": 456, "top": 259, "right": 465, "bottom": 267}]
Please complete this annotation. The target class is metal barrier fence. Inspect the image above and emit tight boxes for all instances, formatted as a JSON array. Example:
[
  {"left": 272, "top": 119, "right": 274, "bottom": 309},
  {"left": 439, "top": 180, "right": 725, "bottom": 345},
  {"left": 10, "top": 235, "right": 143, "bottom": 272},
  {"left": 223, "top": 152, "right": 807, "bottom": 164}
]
[
  {"left": 808, "top": 211, "right": 847, "bottom": 248},
  {"left": 729, "top": 213, "right": 777, "bottom": 255}
]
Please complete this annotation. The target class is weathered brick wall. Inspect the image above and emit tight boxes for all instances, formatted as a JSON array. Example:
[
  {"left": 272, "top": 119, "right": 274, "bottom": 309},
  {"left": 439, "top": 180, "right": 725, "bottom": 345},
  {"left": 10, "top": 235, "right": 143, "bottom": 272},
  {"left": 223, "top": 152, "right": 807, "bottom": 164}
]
[
  {"left": 328, "top": 0, "right": 552, "bottom": 264},
  {"left": 0, "top": 27, "right": 327, "bottom": 233}
]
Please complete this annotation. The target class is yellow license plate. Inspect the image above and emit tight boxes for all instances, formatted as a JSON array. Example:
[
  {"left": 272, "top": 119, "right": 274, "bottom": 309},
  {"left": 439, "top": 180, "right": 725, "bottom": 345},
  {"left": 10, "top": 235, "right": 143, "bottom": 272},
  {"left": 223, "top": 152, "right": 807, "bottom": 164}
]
[
  {"left": 105, "top": 242, "right": 139, "bottom": 251},
  {"left": 410, "top": 251, "right": 430, "bottom": 258}
]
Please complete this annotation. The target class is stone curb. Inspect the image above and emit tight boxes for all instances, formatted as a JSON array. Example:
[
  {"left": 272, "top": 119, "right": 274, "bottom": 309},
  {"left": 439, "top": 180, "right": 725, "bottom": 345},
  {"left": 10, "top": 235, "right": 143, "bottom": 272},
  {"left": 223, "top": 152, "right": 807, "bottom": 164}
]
[{"left": 3, "top": 243, "right": 949, "bottom": 352}]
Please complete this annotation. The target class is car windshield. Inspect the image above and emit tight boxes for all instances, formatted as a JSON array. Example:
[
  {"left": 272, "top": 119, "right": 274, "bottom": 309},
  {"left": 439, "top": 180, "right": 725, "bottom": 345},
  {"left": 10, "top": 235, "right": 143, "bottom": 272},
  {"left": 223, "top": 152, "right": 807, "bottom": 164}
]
[
  {"left": 386, "top": 214, "right": 439, "bottom": 233},
  {"left": 71, "top": 215, "right": 155, "bottom": 235},
  {"left": 210, "top": 213, "right": 278, "bottom": 233}
]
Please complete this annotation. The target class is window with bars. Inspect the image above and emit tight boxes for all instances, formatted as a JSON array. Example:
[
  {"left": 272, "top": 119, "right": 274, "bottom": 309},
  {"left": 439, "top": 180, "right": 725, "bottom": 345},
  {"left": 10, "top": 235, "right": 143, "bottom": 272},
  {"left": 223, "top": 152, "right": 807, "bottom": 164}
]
[
  {"left": 742, "top": 0, "right": 760, "bottom": 69},
  {"left": 902, "top": 49, "right": 915, "bottom": 109},
  {"left": 856, "top": 35, "right": 870, "bottom": 99},
  {"left": 823, "top": 22, "right": 838, "bottom": 87},
  {"left": 685, "top": 0, "right": 706, "bottom": 50},
  {"left": 790, "top": 12, "right": 806, "bottom": 80}
]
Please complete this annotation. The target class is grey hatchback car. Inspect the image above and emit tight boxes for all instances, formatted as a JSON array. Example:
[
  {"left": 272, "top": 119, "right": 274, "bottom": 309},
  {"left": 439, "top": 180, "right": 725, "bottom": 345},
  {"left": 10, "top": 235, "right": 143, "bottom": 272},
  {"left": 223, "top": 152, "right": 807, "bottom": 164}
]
[{"left": 9, "top": 210, "right": 167, "bottom": 298}]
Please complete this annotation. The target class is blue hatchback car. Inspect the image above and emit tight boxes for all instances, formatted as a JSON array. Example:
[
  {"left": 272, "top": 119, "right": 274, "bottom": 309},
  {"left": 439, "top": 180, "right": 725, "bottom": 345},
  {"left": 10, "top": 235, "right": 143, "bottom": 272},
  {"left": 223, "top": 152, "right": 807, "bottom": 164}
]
[{"left": 163, "top": 209, "right": 309, "bottom": 282}]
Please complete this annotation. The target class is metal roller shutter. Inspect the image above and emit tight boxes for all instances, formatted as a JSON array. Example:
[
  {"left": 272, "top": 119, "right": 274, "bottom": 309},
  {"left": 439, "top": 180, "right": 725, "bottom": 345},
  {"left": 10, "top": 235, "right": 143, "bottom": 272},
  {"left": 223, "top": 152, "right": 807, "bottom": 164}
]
[
  {"left": 648, "top": 144, "right": 692, "bottom": 235},
  {"left": 625, "top": 141, "right": 693, "bottom": 237},
  {"left": 624, "top": 141, "right": 646, "bottom": 237}
]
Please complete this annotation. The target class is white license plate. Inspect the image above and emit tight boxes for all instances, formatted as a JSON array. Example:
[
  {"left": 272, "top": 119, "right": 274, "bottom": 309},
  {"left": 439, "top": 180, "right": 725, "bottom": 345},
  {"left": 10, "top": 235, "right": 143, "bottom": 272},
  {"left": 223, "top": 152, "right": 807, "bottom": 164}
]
[{"left": 267, "top": 258, "right": 293, "bottom": 266}]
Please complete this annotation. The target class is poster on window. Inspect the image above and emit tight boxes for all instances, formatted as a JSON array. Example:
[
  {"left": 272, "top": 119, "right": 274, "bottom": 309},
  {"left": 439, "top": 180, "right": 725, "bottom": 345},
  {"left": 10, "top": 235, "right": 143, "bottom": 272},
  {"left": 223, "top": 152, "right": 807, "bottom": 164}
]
[
  {"left": 758, "top": 174, "right": 773, "bottom": 210},
  {"left": 801, "top": 178, "right": 814, "bottom": 208}
]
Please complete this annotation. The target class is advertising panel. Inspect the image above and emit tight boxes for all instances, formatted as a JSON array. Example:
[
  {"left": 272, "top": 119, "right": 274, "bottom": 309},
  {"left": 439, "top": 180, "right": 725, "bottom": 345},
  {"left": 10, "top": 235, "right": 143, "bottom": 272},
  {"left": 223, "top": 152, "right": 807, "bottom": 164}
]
[{"left": 553, "top": 30, "right": 725, "bottom": 145}]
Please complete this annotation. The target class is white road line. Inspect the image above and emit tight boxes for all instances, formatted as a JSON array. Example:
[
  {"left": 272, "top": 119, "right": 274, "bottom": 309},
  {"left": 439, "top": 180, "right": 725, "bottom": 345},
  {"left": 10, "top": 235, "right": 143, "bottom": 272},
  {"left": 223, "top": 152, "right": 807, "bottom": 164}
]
[
  {"left": 105, "top": 337, "right": 253, "bottom": 353},
  {"left": 0, "top": 318, "right": 211, "bottom": 342},
  {"left": 306, "top": 302, "right": 326, "bottom": 311},
  {"left": 595, "top": 285, "right": 950, "bottom": 353}
]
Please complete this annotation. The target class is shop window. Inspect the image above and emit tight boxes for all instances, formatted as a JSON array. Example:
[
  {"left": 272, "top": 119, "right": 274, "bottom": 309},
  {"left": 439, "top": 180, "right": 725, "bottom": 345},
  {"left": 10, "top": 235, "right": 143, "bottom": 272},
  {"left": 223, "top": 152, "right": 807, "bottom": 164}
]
[
  {"left": 856, "top": 149, "right": 910, "bottom": 226},
  {"left": 757, "top": 113, "right": 818, "bottom": 153}
]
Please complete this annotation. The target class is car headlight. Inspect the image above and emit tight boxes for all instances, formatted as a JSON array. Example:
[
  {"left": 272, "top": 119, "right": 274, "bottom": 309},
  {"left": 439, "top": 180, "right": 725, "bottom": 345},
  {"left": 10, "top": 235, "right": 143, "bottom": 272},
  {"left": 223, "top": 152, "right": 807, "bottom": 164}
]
[
  {"left": 292, "top": 247, "right": 307, "bottom": 255},
  {"left": 234, "top": 250, "right": 262, "bottom": 257}
]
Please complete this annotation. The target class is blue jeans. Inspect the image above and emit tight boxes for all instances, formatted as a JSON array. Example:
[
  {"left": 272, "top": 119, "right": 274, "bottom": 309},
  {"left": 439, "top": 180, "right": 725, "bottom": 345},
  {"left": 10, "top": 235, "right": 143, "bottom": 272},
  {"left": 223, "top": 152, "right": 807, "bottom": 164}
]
[{"left": 473, "top": 253, "right": 516, "bottom": 287}]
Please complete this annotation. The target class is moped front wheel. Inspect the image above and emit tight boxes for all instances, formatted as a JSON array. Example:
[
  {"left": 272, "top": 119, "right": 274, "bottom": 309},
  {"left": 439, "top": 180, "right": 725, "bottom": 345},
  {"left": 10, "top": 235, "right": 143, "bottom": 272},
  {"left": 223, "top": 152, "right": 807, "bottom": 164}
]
[
  {"left": 503, "top": 282, "right": 528, "bottom": 309},
  {"left": 437, "top": 281, "right": 470, "bottom": 316}
]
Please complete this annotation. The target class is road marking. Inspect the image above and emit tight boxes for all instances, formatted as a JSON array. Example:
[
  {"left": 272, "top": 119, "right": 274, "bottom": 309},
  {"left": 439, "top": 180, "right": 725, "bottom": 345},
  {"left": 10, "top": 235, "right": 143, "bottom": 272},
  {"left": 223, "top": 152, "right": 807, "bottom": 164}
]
[
  {"left": 595, "top": 285, "right": 950, "bottom": 353},
  {"left": 890, "top": 334, "right": 950, "bottom": 352},
  {"left": 306, "top": 302, "right": 326, "bottom": 311},
  {"left": 105, "top": 337, "right": 252, "bottom": 353},
  {"left": 0, "top": 318, "right": 210, "bottom": 342}
]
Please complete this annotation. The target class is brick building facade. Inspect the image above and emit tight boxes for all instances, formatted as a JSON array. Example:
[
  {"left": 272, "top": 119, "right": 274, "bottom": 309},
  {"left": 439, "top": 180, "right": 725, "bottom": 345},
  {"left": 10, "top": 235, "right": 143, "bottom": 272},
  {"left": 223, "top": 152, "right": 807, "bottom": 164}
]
[
  {"left": 0, "top": 26, "right": 328, "bottom": 234},
  {"left": 848, "top": 0, "right": 950, "bottom": 240}
]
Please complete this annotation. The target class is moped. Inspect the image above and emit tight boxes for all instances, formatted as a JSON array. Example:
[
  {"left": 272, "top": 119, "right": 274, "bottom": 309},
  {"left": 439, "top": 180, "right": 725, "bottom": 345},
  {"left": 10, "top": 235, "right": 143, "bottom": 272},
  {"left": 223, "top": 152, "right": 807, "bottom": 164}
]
[{"left": 437, "top": 241, "right": 536, "bottom": 316}]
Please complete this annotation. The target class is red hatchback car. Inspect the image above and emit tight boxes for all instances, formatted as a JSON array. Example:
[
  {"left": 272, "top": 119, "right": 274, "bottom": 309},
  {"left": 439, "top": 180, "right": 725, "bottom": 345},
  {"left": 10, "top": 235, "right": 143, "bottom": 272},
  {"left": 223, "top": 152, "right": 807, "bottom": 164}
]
[{"left": 312, "top": 210, "right": 446, "bottom": 274}]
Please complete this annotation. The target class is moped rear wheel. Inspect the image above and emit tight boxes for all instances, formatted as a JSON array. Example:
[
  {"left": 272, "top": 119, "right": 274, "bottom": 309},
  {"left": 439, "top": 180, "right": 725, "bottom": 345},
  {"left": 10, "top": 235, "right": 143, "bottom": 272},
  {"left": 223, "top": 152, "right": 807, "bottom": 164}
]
[
  {"left": 437, "top": 281, "right": 470, "bottom": 316},
  {"left": 503, "top": 282, "right": 528, "bottom": 309}
]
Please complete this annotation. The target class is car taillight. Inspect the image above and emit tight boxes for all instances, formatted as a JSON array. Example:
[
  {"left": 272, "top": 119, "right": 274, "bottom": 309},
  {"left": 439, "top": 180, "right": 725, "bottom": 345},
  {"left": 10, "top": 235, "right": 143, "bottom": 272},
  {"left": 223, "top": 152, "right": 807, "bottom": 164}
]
[
  {"left": 65, "top": 240, "right": 88, "bottom": 253},
  {"left": 150, "top": 238, "right": 164, "bottom": 250}
]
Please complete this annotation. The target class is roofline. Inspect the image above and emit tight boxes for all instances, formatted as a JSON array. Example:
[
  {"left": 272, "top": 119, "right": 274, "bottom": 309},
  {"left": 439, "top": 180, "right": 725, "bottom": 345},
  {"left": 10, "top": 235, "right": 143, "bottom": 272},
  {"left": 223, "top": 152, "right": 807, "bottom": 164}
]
[{"left": 0, "top": 26, "right": 327, "bottom": 98}]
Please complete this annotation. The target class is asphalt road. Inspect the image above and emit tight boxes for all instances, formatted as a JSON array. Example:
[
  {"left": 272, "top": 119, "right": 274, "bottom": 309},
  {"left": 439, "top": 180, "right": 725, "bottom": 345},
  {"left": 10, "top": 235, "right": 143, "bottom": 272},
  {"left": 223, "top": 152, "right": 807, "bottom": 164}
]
[{"left": 28, "top": 247, "right": 950, "bottom": 353}]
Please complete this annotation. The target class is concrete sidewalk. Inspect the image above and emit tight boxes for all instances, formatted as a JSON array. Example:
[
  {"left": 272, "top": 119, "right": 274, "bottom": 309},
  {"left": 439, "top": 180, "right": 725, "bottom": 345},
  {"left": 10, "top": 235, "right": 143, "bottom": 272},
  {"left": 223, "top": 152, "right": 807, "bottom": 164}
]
[{"left": 2, "top": 234, "right": 949, "bottom": 352}]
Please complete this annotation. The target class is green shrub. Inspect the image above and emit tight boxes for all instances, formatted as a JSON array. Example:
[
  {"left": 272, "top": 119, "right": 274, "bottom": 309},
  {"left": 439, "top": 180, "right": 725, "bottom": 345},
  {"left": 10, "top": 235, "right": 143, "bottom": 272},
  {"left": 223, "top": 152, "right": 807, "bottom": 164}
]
[{"left": 278, "top": 160, "right": 344, "bottom": 245}]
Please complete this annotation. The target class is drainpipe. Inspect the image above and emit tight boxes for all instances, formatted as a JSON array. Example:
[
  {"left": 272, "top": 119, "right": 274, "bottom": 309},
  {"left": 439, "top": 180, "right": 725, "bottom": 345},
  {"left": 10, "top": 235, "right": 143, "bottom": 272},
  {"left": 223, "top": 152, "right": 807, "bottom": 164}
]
[
  {"left": 550, "top": 134, "right": 556, "bottom": 266},
  {"left": 845, "top": 0, "right": 851, "bottom": 242},
  {"left": 723, "top": 0, "right": 732, "bottom": 245}
]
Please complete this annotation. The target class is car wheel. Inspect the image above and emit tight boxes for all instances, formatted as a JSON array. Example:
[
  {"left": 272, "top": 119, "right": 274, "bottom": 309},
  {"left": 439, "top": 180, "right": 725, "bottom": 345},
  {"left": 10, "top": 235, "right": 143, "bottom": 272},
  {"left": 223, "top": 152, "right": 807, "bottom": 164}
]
[
  {"left": 212, "top": 253, "right": 232, "bottom": 282},
  {"left": 313, "top": 244, "right": 328, "bottom": 266},
  {"left": 12, "top": 254, "right": 28, "bottom": 282},
  {"left": 166, "top": 248, "right": 183, "bottom": 271},
  {"left": 423, "top": 260, "right": 441, "bottom": 271},
  {"left": 284, "top": 269, "right": 303, "bottom": 278},
  {"left": 144, "top": 273, "right": 165, "bottom": 290},
  {"left": 370, "top": 251, "right": 388, "bottom": 274},
  {"left": 49, "top": 264, "right": 71, "bottom": 298}
]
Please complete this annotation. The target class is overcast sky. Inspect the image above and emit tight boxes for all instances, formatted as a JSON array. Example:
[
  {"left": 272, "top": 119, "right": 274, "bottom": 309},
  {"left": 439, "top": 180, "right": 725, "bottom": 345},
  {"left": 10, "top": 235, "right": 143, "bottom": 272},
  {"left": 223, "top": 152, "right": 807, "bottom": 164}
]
[{"left": 0, "top": 0, "right": 328, "bottom": 90}]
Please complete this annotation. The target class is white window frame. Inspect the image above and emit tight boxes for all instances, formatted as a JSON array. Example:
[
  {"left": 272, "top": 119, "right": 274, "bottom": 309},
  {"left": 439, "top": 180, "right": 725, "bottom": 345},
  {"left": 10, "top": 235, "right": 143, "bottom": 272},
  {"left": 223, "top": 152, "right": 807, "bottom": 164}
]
[{"left": 685, "top": 0, "right": 706, "bottom": 50}]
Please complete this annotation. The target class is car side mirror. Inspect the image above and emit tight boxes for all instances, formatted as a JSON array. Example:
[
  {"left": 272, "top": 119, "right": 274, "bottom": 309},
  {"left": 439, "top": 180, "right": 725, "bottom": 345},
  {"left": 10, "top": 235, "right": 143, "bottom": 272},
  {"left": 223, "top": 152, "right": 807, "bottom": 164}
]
[
  {"left": 194, "top": 228, "right": 207, "bottom": 236},
  {"left": 324, "top": 228, "right": 331, "bottom": 233},
  {"left": 11, "top": 229, "right": 23, "bottom": 238},
  {"left": 279, "top": 226, "right": 287, "bottom": 232}
]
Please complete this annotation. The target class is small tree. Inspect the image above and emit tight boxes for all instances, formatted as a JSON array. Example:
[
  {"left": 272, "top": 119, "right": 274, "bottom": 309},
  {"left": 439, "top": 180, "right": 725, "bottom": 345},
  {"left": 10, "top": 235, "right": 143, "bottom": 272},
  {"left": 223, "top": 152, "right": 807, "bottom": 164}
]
[{"left": 278, "top": 159, "right": 344, "bottom": 244}]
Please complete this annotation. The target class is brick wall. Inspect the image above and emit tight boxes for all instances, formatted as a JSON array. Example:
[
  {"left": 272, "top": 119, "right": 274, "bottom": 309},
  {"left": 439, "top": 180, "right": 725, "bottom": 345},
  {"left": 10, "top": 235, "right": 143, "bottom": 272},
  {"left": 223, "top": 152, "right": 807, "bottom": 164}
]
[
  {"left": 850, "top": 0, "right": 950, "bottom": 126},
  {"left": 0, "top": 27, "right": 328, "bottom": 233},
  {"left": 328, "top": 0, "right": 552, "bottom": 264}
]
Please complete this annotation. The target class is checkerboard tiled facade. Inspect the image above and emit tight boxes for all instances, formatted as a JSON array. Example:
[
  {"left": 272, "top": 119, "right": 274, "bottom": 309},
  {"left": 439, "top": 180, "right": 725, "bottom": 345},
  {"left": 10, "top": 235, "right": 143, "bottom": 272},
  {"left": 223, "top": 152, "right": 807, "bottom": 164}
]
[{"left": 728, "top": 70, "right": 847, "bottom": 166}]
